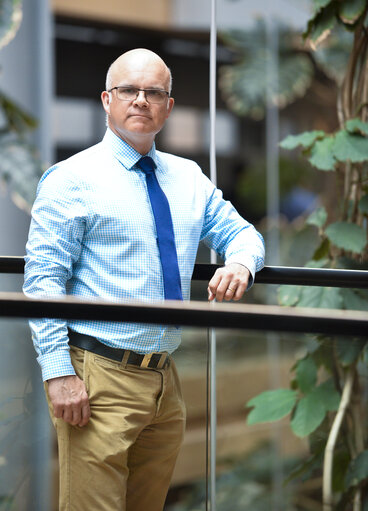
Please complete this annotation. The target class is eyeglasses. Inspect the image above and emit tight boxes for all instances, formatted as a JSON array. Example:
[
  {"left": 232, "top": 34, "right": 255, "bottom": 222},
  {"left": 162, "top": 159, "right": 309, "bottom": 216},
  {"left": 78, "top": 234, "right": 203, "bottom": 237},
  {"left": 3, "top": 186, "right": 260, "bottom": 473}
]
[{"left": 108, "top": 86, "right": 170, "bottom": 104}]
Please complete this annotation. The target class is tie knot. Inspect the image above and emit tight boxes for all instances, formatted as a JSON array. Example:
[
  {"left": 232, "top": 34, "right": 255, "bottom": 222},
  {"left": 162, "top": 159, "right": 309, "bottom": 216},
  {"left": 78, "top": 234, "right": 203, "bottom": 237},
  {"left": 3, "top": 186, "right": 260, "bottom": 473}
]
[{"left": 138, "top": 156, "right": 155, "bottom": 174}]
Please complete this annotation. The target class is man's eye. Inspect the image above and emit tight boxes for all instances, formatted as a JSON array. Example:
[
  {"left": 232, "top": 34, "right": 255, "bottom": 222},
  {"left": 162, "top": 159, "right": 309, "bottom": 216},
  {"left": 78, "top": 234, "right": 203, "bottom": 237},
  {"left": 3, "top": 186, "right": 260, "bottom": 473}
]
[{"left": 122, "top": 88, "right": 137, "bottom": 94}]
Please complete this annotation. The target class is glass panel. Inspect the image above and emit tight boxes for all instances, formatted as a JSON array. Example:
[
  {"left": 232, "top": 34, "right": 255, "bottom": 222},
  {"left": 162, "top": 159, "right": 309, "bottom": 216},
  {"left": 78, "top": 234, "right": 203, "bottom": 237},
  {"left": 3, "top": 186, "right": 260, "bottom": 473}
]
[
  {"left": 0, "top": 317, "right": 52, "bottom": 511},
  {"left": 167, "top": 330, "right": 368, "bottom": 511}
]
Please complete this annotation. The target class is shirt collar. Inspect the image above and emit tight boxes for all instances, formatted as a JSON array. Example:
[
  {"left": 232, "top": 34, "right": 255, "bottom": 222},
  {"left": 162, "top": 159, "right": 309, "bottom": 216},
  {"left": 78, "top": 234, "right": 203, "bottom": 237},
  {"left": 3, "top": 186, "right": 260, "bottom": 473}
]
[{"left": 103, "top": 128, "right": 157, "bottom": 171}]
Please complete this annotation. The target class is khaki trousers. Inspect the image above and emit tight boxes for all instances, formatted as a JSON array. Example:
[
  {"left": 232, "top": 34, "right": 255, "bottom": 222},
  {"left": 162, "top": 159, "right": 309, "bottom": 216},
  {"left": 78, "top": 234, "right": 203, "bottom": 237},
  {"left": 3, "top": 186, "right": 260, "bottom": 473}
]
[{"left": 45, "top": 345, "right": 186, "bottom": 511}]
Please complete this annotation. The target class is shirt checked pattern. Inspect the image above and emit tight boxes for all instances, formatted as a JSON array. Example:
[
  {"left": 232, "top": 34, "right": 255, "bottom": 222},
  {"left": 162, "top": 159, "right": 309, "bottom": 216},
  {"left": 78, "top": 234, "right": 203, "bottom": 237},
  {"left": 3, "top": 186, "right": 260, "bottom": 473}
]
[{"left": 23, "top": 129, "right": 265, "bottom": 381}]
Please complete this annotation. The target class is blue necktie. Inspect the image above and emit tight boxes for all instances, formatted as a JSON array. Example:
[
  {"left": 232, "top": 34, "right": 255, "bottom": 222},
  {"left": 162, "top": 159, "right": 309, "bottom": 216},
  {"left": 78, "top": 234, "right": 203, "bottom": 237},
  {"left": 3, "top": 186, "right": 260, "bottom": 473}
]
[{"left": 138, "top": 156, "right": 183, "bottom": 301}]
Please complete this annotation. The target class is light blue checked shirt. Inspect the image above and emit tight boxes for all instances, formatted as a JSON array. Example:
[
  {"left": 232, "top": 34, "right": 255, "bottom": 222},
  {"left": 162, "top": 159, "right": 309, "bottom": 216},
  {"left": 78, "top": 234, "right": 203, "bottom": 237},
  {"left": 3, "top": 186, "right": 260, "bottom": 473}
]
[{"left": 24, "top": 129, "right": 265, "bottom": 381}]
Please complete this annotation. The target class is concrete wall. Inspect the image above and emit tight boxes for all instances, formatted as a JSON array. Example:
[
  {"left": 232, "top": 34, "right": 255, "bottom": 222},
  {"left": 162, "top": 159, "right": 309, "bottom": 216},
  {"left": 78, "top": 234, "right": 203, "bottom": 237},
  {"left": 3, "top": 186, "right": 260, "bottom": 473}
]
[
  {"left": 0, "top": 1, "right": 54, "bottom": 509},
  {"left": 52, "top": 0, "right": 172, "bottom": 28}
]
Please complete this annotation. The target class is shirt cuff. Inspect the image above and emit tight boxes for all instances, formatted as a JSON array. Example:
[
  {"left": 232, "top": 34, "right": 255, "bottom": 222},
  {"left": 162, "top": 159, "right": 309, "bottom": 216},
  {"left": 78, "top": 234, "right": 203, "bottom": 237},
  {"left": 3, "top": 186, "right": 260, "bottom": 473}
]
[{"left": 37, "top": 349, "right": 76, "bottom": 382}]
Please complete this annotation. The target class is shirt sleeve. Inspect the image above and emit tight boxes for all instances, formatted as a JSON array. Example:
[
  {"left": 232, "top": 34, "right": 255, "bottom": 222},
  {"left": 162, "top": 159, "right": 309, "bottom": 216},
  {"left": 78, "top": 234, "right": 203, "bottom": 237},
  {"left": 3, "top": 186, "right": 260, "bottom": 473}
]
[
  {"left": 199, "top": 174, "right": 265, "bottom": 286},
  {"left": 23, "top": 165, "right": 87, "bottom": 381}
]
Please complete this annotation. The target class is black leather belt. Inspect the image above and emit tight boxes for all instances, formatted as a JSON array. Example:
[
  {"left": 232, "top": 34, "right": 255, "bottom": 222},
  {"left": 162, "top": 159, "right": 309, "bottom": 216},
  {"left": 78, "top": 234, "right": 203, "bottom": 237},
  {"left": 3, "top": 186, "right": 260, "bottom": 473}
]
[{"left": 68, "top": 329, "right": 170, "bottom": 369}]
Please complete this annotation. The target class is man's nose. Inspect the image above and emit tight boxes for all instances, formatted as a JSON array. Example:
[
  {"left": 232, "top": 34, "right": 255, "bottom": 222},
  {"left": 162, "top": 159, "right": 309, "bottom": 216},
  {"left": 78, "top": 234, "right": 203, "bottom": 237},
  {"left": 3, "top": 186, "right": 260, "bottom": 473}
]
[{"left": 133, "top": 90, "right": 148, "bottom": 107}]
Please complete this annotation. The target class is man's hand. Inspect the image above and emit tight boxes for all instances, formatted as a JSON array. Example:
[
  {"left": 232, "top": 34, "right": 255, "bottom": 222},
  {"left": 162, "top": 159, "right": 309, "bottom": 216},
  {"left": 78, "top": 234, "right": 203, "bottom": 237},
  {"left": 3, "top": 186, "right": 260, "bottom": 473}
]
[
  {"left": 47, "top": 375, "right": 90, "bottom": 427},
  {"left": 208, "top": 263, "right": 250, "bottom": 302}
]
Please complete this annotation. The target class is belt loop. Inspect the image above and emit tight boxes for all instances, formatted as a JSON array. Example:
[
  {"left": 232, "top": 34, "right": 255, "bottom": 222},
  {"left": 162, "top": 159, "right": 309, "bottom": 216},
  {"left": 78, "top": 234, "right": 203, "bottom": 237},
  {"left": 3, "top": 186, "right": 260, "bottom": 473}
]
[
  {"left": 121, "top": 350, "right": 130, "bottom": 368},
  {"left": 157, "top": 353, "right": 168, "bottom": 369},
  {"left": 141, "top": 353, "right": 153, "bottom": 368}
]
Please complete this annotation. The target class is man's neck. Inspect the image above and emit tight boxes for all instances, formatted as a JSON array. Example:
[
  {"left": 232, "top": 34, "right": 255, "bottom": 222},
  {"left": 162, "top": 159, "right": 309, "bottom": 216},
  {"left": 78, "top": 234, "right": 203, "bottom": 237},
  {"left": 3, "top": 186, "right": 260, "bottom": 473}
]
[{"left": 109, "top": 126, "right": 154, "bottom": 155}]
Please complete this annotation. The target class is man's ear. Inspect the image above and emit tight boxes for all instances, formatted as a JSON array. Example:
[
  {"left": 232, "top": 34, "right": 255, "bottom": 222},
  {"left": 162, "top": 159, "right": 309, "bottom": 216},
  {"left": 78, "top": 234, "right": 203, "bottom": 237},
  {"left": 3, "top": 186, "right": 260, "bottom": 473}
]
[
  {"left": 166, "top": 97, "right": 175, "bottom": 118},
  {"left": 101, "top": 91, "right": 111, "bottom": 114}
]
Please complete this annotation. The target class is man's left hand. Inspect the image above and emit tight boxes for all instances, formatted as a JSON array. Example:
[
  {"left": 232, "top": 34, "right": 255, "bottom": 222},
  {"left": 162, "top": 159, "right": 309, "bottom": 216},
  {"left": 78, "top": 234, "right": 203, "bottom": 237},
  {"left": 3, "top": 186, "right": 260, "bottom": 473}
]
[{"left": 208, "top": 263, "right": 250, "bottom": 302}]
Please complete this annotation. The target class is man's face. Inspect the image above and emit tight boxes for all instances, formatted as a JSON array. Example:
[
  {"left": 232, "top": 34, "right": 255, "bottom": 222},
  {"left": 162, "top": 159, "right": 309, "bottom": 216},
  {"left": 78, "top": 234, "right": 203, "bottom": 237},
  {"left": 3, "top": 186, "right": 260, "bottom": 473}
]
[{"left": 101, "top": 56, "right": 174, "bottom": 150}]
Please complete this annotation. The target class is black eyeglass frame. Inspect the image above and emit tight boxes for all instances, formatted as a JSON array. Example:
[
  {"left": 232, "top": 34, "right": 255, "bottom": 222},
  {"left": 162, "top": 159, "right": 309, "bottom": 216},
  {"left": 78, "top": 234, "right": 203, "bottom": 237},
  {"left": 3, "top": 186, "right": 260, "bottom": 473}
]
[{"left": 108, "top": 86, "right": 170, "bottom": 103}]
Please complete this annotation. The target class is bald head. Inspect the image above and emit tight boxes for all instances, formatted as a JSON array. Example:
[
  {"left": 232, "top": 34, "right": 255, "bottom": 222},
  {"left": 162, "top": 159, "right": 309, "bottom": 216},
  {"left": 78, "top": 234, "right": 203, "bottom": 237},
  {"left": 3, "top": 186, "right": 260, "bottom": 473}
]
[{"left": 105, "top": 49, "right": 172, "bottom": 93}]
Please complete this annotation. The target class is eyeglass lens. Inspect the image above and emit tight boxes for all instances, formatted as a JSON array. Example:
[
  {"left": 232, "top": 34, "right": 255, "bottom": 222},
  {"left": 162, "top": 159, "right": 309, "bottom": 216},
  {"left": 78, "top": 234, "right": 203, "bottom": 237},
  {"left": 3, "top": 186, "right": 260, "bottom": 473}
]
[{"left": 116, "top": 87, "right": 168, "bottom": 103}]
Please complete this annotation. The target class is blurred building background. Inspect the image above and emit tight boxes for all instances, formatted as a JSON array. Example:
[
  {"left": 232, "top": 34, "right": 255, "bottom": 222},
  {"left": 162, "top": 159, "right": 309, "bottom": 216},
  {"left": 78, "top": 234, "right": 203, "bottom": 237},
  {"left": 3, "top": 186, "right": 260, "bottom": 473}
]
[{"left": 0, "top": 0, "right": 343, "bottom": 510}]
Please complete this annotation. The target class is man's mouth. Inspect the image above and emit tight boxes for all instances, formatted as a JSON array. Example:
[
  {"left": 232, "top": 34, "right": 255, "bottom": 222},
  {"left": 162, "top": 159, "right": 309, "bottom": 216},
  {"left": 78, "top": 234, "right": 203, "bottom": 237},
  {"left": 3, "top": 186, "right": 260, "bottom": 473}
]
[{"left": 129, "top": 113, "right": 151, "bottom": 119}]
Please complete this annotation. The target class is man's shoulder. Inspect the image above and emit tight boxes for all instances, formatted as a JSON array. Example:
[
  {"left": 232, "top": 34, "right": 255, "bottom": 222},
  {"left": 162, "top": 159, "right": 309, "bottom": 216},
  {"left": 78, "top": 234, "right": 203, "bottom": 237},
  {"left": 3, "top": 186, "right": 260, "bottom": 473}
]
[
  {"left": 156, "top": 150, "right": 201, "bottom": 172},
  {"left": 40, "top": 142, "right": 109, "bottom": 184}
]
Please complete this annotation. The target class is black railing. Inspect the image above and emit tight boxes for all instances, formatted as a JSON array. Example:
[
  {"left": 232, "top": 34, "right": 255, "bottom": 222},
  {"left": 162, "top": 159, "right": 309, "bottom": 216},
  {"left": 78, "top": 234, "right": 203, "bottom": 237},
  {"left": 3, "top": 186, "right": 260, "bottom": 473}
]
[
  {"left": 2, "top": 256, "right": 368, "bottom": 288},
  {"left": 0, "top": 256, "right": 367, "bottom": 336}
]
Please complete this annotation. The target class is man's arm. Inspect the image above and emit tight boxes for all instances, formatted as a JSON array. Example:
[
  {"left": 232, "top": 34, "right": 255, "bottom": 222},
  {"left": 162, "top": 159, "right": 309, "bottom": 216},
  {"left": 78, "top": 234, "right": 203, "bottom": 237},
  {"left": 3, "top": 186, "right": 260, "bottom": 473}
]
[
  {"left": 24, "top": 165, "right": 91, "bottom": 425},
  {"left": 200, "top": 177, "right": 265, "bottom": 301}
]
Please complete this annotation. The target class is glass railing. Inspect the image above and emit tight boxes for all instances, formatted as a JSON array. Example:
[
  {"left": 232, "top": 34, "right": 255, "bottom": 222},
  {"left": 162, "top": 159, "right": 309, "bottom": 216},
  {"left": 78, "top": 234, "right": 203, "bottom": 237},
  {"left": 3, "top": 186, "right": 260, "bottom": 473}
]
[{"left": 0, "top": 257, "right": 367, "bottom": 510}]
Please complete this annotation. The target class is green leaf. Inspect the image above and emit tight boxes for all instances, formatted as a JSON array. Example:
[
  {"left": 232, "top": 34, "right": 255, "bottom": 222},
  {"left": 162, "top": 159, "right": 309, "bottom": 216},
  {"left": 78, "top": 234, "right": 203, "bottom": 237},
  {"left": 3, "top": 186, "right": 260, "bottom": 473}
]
[
  {"left": 338, "top": 0, "right": 367, "bottom": 24},
  {"left": 345, "top": 450, "right": 368, "bottom": 488},
  {"left": 296, "top": 357, "right": 317, "bottom": 393},
  {"left": 291, "top": 393, "right": 326, "bottom": 437},
  {"left": 309, "top": 416, "right": 330, "bottom": 454},
  {"left": 325, "top": 222, "right": 367, "bottom": 253},
  {"left": 346, "top": 118, "right": 368, "bottom": 136},
  {"left": 278, "top": 284, "right": 302, "bottom": 306},
  {"left": 0, "top": 0, "right": 22, "bottom": 51},
  {"left": 312, "top": 0, "right": 334, "bottom": 13},
  {"left": 341, "top": 288, "right": 368, "bottom": 311},
  {"left": 312, "top": 238, "right": 330, "bottom": 261},
  {"left": 313, "top": 27, "right": 352, "bottom": 84},
  {"left": 280, "top": 131, "right": 325, "bottom": 150},
  {"left": 313, "top": 379, "right": 340, "bottom": 411},
  {"left": 290, "top": 379, "right": 340, "bottom": 438},
  {"left": 311, "top": 340, "right": 334, "bottom": 371},
  {"left": 0, "top": 92, "right": 38, "bottom": 134},
  {"left": 284, "top": 452, "right": 323, "bottom": 485},
  {"left": 336, "top": 336, "right": 367, "bottom": 366},
  {"left": 246, "top": 389, "right": 297, "bottom": 425},
  {"left": 304, "top": 4, "right": 337, "bottom": 46},
  {"left": 308, "top": 136, "right": 336, "bottom": 170},
  {"left": 358, "top": 195, "right": 368, "bottom": 215},
  {"left": 298, "top": 286, "right": 343, "bottom": 309},
  {"left": 219, "top": 26, "right": 314, "bottom": 120},
  {"left": 0, "top": 133, "right": 43, "bottom": 212},
  {"left": 306, "top": 206, "right": 328, "bottom": 228},
  {"left": 333, "top": 130, "right": 368, "bottom": 164}
]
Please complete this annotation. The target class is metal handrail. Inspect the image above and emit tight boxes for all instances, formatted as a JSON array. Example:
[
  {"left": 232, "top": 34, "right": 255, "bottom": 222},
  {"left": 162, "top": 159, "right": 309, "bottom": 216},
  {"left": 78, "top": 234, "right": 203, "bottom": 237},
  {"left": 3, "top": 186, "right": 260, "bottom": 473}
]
[
  {"left": 0, "top": 292, "right": 367, "bottom": 336},
  {"left": 2, "top": 256, "right": 368, "bottom": 288}
]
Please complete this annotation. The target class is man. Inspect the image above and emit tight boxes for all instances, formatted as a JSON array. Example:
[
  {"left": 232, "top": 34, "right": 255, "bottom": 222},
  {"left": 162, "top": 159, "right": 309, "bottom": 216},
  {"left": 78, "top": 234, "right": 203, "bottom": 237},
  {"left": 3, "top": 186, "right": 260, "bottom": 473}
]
[{"left": 24, "top": 49, "right": 265, "bottom": 511}]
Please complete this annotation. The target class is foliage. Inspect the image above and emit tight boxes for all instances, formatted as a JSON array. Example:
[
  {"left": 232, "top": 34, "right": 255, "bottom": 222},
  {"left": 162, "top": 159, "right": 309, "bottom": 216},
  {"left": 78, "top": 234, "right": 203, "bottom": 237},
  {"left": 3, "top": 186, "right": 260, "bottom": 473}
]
[
  {"left": 0, "top": 0, "right": 22, "bottom": 51},
  {"left": 305, "top": 0, "right": 367, "bottom": 47},
  {"left": 219, "top": 1, "right": 368, "bottom": 122},
  {"left": 0, "top": 0, "right": 43, "bottom": 212},
  {"left": 167, "top": 446, "right": 310, "bottom": 511},
  {"left": 235, "top": 155, "right": 316, "bottom": 220},
  {"left": 219, "top": 21, "right": 314, "bottom": 119},
  {"left": 244, "top": 1, "right": 368, "bottom": 510},
  {"left": 246, "top": 366, "right": 341, "bottom": 438},
  {"left": 280, "top": 120, "right": 368, "bottom": 171}
]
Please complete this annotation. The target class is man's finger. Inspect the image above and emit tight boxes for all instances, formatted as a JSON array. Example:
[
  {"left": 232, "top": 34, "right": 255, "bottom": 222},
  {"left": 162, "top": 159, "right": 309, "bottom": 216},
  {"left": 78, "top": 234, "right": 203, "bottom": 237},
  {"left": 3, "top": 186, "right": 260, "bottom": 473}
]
[
  {"left": 212, "top": 277, "right": 232, "bottom": 302},
  {"left": 224, "top": 285, "right": 236, "bottom": 301},
  {"left": 62, "top": 407, "right": 73, "bottom": 424},
  {"left": 69, "top": 406, "right": 82, "bottom": 426},
  {"left": 233, "top": 281, "right": 248, "bottom": 301},
  {"left": 79, "top": 402, "right": 91, "bottom": 427},
  {"left": 209, "top": 268, "right": 232, "bottom": 301}
]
